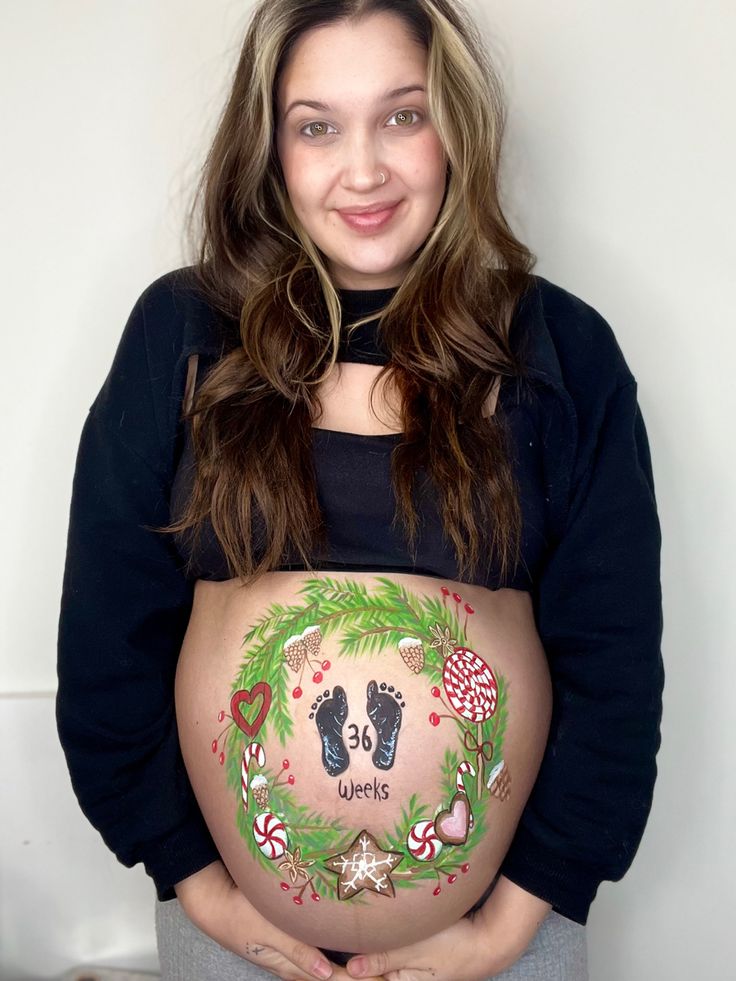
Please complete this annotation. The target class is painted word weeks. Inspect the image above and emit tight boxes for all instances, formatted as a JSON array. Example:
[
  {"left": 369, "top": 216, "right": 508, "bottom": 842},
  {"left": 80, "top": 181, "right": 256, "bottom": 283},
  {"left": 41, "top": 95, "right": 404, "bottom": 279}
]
[{"left": 338, "top": 776, "right": 390, "bottom": 802}]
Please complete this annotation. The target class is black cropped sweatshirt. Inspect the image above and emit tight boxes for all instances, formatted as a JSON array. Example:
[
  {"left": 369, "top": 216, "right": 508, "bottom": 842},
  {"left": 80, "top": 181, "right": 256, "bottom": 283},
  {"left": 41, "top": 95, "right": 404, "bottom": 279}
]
[{"left": 56, "top": 268, "right": 664, "bottom": 926}]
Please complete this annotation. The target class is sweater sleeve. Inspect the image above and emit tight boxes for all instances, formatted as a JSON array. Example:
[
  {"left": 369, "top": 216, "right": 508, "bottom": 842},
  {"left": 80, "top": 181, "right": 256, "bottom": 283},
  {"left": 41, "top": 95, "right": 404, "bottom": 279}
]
[
  {"left": 56, "top": 280, "right": 220, "bottom": 899},
  {"left": 499, "top": 380, "right": 664, "bottom": 924}
]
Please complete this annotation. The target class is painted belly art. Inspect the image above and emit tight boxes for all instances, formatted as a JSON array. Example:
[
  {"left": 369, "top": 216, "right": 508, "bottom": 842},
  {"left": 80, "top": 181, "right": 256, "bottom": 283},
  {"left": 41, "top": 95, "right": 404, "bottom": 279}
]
[{"left": 211, "top": 578, "right": 512, "bottom": 907}]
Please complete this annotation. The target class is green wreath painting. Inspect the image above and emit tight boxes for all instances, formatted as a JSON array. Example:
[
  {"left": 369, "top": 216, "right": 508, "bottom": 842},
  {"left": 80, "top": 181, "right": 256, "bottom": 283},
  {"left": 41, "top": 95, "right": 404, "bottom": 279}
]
[{"left": 211, "top": 577, "right": 511, "bottom": 907}]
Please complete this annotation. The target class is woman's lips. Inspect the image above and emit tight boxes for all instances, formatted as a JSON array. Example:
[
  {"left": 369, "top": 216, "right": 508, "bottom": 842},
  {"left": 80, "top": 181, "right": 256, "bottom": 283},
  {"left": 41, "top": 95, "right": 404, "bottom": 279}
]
[{"left": 338, "top": 202, "right": 401, "bottom": 232}]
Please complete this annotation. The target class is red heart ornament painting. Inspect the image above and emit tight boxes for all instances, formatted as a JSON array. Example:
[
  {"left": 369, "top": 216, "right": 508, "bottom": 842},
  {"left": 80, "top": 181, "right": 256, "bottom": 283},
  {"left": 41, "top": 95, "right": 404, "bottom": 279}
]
[
  {"left": 434, "top": 792, "right": 470, "bottom": 845},
  {"left": 230, "top": 683, "right": 272, "bottom": 738}
]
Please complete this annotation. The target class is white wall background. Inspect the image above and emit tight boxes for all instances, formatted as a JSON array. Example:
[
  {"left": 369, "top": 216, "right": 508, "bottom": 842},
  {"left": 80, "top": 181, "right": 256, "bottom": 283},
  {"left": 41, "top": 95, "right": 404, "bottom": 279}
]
[{"left": 1, "top": 0, "right": 733, "bottom": 977}]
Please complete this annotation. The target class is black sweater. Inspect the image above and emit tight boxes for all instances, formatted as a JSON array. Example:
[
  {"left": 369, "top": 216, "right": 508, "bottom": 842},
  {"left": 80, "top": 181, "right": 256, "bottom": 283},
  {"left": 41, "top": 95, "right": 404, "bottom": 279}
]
[{"left": 56, "top": 268, "right": 664, "bottom": 926}]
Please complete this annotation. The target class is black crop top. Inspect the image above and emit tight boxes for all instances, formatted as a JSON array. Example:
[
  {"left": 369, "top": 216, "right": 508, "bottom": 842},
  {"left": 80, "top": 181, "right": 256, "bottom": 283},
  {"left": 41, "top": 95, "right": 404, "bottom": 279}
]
[{"left": 170, "top": 286, "right": 549, "bottom": 590}]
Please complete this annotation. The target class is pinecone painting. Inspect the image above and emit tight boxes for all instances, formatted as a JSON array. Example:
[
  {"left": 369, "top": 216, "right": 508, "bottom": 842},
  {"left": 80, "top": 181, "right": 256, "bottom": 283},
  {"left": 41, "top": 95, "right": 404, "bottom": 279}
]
[
  {"left": 399, "top": 636, "right": 425, "bottom": 674},
  {"left": 488, "top": 760, "right": 511, "bottom": 802},
  {"left": 251, "top": 775, "right": 270, "bottom": 810}
]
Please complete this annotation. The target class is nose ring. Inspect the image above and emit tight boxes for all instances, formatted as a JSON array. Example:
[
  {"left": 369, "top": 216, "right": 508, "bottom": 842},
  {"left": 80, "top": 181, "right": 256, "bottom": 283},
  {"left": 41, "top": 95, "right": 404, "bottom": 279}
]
[{"left": 379, "top": 171, "right": 386, "bottom": 185}]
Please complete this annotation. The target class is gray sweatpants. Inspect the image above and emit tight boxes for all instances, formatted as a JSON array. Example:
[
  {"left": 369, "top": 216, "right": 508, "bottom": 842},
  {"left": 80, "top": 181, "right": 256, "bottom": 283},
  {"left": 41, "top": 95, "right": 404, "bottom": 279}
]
[{"left": 155, "top": 897, "right": 588, "bottom": 980}]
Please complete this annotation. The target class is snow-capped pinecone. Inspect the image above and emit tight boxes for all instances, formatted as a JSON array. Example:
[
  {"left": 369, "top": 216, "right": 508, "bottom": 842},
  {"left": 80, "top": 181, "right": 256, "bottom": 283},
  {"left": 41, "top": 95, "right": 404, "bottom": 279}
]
[
  {"left": 283, "top": 635, "right": 307, "bottom": 671},
  {"left": 251, "top": 775, "right": 270, "bottom": 809},
  {"left": 490, "top": 762, "right": 511, "bottom": 802},
  {"left": 399, "top": 637, "right": 425, "bottom": 674},
  {"left": 302, "top": 624, "right": 323, "bottom": 655}
]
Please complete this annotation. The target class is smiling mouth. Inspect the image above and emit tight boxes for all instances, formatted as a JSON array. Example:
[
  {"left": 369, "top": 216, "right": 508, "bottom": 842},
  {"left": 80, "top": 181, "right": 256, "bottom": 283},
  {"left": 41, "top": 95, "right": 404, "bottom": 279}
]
[
  {"left": 338, "top": 199, "right": 402, "bottom": 216},
  {"left": 337, "top": 202, "right": 402, "bottom": 231}
]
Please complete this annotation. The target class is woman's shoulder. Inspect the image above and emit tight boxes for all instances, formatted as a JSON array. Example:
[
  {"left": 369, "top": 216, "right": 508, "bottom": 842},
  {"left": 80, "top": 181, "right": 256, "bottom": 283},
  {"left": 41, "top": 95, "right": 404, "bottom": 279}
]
[
  {"left": 133, "top": 264, "right": 235, "bottom": 358},
  {"left": 513, "top": 273, "right": 637, "bottom": 407},
  {"left": 88, "top": 266, "right": 234, "bottom": 475}
]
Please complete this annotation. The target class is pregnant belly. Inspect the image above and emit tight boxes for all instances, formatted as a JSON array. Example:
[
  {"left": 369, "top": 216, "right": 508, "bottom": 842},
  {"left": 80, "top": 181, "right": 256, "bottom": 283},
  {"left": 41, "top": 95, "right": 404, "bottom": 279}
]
[{"left": 175, "top": 571, "right": 552, "bottom": 953}]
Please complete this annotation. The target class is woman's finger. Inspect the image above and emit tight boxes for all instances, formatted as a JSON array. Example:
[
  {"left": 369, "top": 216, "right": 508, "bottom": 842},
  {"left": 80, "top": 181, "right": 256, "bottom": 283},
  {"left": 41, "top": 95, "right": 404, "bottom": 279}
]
[{"left": 256, "top": 918, "right": 337, "bottom": 980}]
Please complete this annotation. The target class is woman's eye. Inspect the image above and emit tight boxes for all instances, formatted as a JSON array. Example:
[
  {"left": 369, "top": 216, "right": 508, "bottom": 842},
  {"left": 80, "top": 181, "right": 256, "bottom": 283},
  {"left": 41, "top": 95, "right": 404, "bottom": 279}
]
[
  {"left": 387, "top": 109, "right": 422, "bottom": 128},
  {"left": 301, "top": 121, "right": 337, "bottom": 139}
]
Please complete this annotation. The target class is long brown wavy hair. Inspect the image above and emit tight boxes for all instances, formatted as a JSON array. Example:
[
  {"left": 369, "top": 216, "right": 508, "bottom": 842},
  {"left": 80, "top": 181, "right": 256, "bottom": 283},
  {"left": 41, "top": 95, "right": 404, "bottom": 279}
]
[{"left": 164, "top": 0, "right": 537, "bottom": 586}]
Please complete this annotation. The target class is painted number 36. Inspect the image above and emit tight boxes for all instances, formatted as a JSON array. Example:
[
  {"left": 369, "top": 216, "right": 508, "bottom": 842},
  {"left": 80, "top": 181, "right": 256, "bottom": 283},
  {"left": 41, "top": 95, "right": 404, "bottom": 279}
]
[{"left": 347, "top": 723, "right": 373, "bottom": 752}]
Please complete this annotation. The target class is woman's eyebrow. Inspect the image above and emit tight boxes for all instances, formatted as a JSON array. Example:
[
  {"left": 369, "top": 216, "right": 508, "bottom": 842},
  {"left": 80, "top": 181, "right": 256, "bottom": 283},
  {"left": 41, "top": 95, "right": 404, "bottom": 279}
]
[{"left": 283, "top": 84, "right": 426, "bottom": 118}]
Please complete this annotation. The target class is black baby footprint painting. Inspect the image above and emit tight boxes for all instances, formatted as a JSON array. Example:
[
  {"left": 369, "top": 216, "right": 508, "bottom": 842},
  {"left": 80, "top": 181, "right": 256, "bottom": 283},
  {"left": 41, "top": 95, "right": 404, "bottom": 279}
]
[
  {"left": 312, "top": 687, "right": 350, "bottom": 776},
  {"left": 366, "top": 681, "right": 404, "bottom": 770}
]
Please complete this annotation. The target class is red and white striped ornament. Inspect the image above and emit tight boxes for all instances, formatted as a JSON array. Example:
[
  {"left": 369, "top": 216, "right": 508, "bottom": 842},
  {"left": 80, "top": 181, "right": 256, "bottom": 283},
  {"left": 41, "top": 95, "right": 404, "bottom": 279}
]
[
  {"left": 241, "top": 742, "right": 266, "bottom": 813},
  {"left": 407, "top": 820, "right": 443, "bottom": 862},
  {"left": 442, "top": 647, "right": 498, "bottom": 722},
  {"left": 253, "top": 811, "right": 289, "bottom": 860}
]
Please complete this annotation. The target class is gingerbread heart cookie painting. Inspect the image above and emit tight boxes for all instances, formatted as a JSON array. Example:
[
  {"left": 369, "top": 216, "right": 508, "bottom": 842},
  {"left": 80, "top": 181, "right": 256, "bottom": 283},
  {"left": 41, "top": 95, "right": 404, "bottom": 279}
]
[
  {"left": 210, "top": 577, "right": 514, "bottom": 907},
  {"left": 230, "top": 683, "right": 272, "bottom": 739},
  {"left": 434, "top": 793, "right": 471, "bottom": 846}
]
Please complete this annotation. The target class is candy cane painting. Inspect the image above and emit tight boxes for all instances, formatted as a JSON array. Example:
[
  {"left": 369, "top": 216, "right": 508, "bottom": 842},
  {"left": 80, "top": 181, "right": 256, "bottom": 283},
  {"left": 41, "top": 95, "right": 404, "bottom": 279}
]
[
  {"left": 241, "top": 742, "right": 266, "bottom": 814},
  {"left": 456, "top": 760, "right": 476, "bottom": 829}
]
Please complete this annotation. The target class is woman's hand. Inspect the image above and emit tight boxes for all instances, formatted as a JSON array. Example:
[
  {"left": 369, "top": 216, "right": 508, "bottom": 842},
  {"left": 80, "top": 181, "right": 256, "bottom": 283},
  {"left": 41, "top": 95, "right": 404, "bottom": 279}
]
[
  {"left": 174, "top": 860, "right": 384, "bottom": 981},
  {"left": 344, "top": 875, "right": 552, "bottom": 981}
]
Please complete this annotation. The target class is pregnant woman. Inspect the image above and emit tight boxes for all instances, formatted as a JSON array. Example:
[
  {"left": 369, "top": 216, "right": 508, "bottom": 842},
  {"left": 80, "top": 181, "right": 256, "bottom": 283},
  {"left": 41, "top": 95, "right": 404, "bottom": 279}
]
[{"left": 57, "top": 1, "right": 664, "bottom": 979}]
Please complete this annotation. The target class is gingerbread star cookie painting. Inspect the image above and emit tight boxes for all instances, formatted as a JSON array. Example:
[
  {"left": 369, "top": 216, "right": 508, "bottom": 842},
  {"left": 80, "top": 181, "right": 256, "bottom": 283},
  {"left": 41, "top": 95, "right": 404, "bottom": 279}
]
[{"left": 325, "top": 830, "right": 403, "bottom": 900}]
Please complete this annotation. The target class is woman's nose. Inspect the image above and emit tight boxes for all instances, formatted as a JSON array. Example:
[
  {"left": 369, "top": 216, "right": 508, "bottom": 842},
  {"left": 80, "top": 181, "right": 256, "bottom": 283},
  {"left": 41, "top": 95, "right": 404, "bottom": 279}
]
[{"left": 340, "top": 133, "right": 385, "bottom": 189}]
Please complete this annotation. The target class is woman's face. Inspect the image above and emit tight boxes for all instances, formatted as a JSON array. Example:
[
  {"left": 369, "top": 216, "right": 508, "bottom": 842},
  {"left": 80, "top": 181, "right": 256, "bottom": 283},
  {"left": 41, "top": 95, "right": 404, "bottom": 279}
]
[{"left": 275, "top": 12, "right": 448, "bottom": 290}]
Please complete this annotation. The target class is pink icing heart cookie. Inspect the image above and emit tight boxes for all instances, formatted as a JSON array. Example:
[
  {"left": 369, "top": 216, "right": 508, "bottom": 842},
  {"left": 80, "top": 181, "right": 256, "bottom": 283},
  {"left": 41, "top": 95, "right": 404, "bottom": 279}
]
[{"left": 434, "top": 792, "right": 470, "bottom": 845}]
